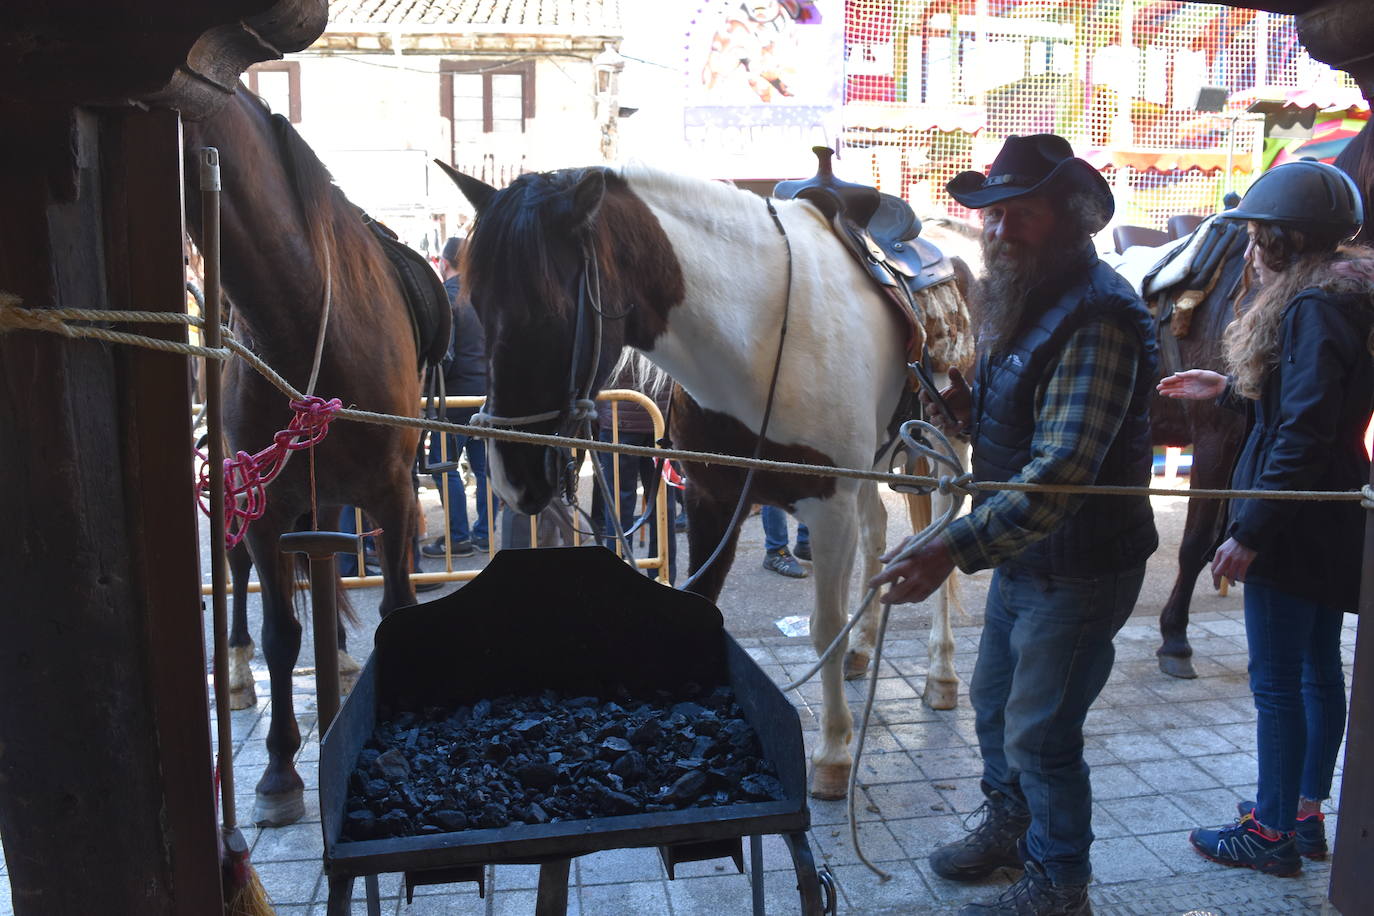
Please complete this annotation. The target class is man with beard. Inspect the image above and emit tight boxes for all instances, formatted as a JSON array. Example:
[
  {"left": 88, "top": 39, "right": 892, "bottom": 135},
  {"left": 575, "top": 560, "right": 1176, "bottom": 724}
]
[{"left": 871, "top": 134, "right": 1158, "bottom": 916}]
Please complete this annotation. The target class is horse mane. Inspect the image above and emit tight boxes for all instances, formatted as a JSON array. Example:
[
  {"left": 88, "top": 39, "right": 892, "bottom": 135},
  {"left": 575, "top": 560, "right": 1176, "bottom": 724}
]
[
  {"left": 244, "top": 91, "right": 395, "bottom": 320},
  {"left": 1335, "top": 119, "right": 1374, "bottom": 247}
]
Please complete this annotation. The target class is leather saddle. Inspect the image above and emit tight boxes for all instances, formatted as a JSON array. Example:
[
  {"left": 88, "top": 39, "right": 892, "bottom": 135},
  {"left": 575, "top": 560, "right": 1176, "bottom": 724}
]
[
  {"left": 363, "top": 215, "right": 452, "bottom": 372},
  {"left": 773, "top": 147, "right": 957, "bottom": 360},
  {"left": 1140, "top": 215, "right": 1248, "bottom": 374}
]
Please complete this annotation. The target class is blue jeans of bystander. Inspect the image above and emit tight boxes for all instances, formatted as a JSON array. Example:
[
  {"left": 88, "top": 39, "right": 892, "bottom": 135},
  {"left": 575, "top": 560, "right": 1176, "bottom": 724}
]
[
  {"left": 970, "top": 563, "right": 1145, "bottom": 886},
  {"left": 761, "top": 505, "right": 810, "bottom": 554},
  {"left": 1244, "top": 580, "right": 1347, "bottom": 834},
  {"left": 428, "top": 406, "right": 488, "bottom": 544}
]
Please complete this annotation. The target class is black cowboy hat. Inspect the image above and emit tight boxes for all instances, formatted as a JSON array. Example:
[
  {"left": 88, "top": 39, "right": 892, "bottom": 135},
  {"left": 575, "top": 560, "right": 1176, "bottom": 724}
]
[{"left": 947, "top": 134, "right": 1114, "bottom": 231}]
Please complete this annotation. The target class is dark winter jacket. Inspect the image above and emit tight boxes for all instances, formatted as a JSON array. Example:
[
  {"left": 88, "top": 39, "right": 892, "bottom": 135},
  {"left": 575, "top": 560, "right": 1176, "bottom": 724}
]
[
  {"left": 441, "top": 275, "right": 487, "bottom": 399},
  {"left": 1225, "top": 283, "right": 1374, "bottom": 609}
]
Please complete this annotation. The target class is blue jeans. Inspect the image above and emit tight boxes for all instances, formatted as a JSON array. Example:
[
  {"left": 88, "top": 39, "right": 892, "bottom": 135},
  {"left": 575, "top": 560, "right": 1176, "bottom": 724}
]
[
  {"left": 970, "top": 563, "right": 1145, "bottom": 886},
  {"left": 761, "top": 505, "right": 809, "bottom": 554},
  {"left": 428, "top": 407, "right": 488, "bottom": 543},
  {"left": 1244, "top": 581, "right": 1347, "bottom": 833}
]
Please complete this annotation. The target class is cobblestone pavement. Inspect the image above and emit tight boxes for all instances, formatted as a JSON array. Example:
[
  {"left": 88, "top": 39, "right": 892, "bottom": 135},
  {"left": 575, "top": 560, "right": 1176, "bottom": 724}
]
[{"left": 1, "top": 604, "right": 1350, "bottom": 916}]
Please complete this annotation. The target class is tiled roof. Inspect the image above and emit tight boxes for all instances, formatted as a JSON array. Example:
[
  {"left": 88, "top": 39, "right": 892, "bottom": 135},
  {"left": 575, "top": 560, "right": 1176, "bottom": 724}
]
[{"left": 329, "top": 0, "right": 620, "bottom": 30}]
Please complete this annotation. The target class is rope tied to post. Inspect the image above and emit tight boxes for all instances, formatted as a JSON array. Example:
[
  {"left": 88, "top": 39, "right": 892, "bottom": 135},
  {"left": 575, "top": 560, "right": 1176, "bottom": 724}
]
[{"left": 196, "top": 396, "right": 342, "bottom": 548}]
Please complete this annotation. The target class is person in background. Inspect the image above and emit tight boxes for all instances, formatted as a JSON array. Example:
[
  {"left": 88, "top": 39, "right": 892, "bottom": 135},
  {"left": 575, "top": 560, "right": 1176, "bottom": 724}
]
[
  {"left": 421, "top": 236, "right": 489, "bottom": 559},
  {"left": 760, "top": 506, "right": 810, "bottom": 578},
  {"left": 871, "top": 134, "right": 1159, "bottom": 916},
  {"left": 592, "top": 360, "right": 678, "bottom": 584},
  {"left": 1160, "top": 160, "right": 1373, "bottom": 877}
]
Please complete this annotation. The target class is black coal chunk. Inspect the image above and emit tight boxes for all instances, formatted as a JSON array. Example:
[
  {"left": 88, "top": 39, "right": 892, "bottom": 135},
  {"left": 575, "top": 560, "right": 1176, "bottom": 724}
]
[{"left": 341, "top": 685, "right": 781, "bottom": 843}]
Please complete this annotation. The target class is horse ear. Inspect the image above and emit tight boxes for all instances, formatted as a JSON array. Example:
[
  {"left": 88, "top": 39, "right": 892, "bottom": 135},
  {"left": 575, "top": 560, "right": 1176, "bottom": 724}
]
[
  {"left": 434, "top": 159, "right": 496, "bottom": 212},
  {"left": 567, "top": 169, "right": 607, "bottom": 233}
]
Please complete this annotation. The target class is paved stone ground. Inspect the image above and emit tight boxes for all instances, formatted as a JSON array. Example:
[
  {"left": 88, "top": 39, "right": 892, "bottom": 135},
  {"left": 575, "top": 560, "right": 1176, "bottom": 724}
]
[{"left": 1, "top": 607, "right": 1348, "bottom": 915}]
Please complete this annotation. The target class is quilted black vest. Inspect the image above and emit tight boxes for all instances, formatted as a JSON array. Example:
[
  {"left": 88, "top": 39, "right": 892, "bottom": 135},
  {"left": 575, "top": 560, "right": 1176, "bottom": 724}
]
[{"left": 971, "top": 257, "right": 1159, "bottom": 576}]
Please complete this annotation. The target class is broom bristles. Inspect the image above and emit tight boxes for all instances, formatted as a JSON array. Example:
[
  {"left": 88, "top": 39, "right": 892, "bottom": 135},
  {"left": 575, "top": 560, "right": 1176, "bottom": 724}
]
[{"left": 221, "top": 826, "right": 275, "bottom": 916}]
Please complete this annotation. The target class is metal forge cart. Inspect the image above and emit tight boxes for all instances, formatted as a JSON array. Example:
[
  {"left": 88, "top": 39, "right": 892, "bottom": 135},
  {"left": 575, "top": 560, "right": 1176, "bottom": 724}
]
[{"left": 319, "top": 547, "right": 835, "bottom": 914}]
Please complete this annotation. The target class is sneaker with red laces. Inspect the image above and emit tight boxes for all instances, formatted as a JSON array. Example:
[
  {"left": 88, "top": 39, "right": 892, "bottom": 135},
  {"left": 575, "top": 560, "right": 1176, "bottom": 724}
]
[
  {"left": 1236, "top": 801, "right": 1328, "bottom": 859},
  {"left": 1189, "top": 811, "right": 1301, "bottom": 876}
]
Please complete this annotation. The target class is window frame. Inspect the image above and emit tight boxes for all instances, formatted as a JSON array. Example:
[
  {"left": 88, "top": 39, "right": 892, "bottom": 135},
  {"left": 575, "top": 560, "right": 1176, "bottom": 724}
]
[
  {"left": 245, "top": 61, "right": 302, "bottom": 123},
  {"left": 440, "top": 59, "right": 536, "bottom": 136}
]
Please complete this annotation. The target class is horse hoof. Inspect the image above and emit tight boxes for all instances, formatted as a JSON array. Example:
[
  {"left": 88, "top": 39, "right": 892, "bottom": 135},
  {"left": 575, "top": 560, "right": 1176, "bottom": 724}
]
[
  {"left": 338, "top": 650, "right": 362, "bottom": 697},
  {"left": 1158, "top": 655, "right": 1198, "bottom": 680},
  {"left": 809, "top": 763, "right": 850, "bottom": 800},
  {"left": 922, "top": 678, "right": 959, "bottom": 710},
  {"left": 843, "top": 649, "right": 871, "bottom": 681},
  {"left": 228, "top": 683, "right": 257, "bottom": 710},
  {"left": 253, "top": 789, "right": 305, "bottom": 827},
  {"left": 228, "top": 644, "right": 256, "bottom": 709}
]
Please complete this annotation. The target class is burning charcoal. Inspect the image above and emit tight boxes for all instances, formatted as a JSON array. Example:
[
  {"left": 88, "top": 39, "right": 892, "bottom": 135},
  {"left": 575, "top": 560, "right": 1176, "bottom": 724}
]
[
  {"left": 740, "top": 773, "right": 784, "bottom": 801},
  {"left": 658, "top": 769, "right": 707, "bottom": 805},
  {"left": 476, "top": 803, "right": 508, "bottom": 829},
  {"left": 598, "top": 737, "right": 632, "bottom": 759},
  {"left": 629, "top": 718, "right": 662, "bottom": 747},
  {"left": 429, "top": 809, "right": 465, "bottom": 831},
  {"left": 610, "top": 750, "right": 647, "bottom": 783},
  {"left": 517, "top": 761, "right": 559, "bottom": 791},
  {"left": 512, "top": 718, "right": 547, "bottom": 741},
  {"left": 484, "top": 739, "right": 513, "bottom": 763},
  {"left": 345, "top": 809, "right": 377, "bottom": 840},
  {"left": 371, "top": 748, "right": 410, "bottom": 780}
]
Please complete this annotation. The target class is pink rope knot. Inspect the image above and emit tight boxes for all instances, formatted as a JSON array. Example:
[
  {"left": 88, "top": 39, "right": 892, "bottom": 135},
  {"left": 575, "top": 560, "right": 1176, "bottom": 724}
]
[{"left": 197, "top": 396, "right": 344, "bottom": 548}]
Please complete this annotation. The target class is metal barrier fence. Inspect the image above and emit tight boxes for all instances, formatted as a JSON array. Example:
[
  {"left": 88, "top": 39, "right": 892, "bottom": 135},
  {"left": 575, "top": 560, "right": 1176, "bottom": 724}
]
[{"left": 198, "top": 389, "right": 672, "bottom": 595}]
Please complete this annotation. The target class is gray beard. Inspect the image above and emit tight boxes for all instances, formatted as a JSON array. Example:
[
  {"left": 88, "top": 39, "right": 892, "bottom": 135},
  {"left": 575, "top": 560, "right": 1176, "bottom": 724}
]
[{"left": 974, "top": 237, "right": 1054, "bottom": 354}]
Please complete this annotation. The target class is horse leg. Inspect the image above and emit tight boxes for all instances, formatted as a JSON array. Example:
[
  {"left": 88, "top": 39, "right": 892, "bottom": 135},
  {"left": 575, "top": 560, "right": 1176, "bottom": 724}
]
[
  {"left": 227, "top": 539, "right": 257, "bottom": 709},
  {"left": 1157, "top": 429, "right": 1233, "bottom": 679},
  {"left": 801, "top": 497, "right": 859, "bottom": 800},
  {"left": 680, "top": 478, "right": 743, "bottom": 601},
  {"left": 246, "top": 516, "right": 307, "bottom": 826},
  {"left": 920, "top": 441, "right": 967, "bottom": 710},
  {"left": 366, "top": 465, "right": 420, "bottom": 617},
  {"left": 843, "top": 481, "right": 887, "bottom": 680}
]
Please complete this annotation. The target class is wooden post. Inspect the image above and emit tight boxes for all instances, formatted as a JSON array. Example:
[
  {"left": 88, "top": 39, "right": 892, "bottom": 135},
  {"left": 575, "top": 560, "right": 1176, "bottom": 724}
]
[
  {"left": 1330, "top": 462, "right": 1374, "bottom": 911},
  {"left": 0, "top": 106, "right": 221, "bottom": 914}
]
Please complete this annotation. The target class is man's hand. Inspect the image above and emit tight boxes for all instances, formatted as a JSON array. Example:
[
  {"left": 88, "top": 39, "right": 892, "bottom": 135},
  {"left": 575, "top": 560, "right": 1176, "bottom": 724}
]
[
  {"left": 1211, "top": 536, "right": 1256, "bottom": 589},
  {"left": 920, "top": 366, "right": 973, "bottom": 438},
  {"left": 869, "top": 536, "right": 956, "bottom": 605}
]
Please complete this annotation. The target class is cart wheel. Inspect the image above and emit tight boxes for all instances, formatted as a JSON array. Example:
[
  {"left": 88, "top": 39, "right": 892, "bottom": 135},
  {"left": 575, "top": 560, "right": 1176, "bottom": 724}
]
[{"left": 818, "top": 866, "right": 838, "bottom": 915}]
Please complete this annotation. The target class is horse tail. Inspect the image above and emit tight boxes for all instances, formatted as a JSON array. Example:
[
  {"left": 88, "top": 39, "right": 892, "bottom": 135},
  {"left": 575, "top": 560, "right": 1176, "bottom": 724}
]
[{"left": 283, "top": 551, "right": 361, "bottom": 633}]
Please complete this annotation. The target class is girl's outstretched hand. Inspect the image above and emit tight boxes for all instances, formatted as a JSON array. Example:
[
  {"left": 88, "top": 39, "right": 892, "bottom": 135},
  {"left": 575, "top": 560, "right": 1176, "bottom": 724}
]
[{"left": 1157, "top": 368, "right": 1227, "bottom": 401}]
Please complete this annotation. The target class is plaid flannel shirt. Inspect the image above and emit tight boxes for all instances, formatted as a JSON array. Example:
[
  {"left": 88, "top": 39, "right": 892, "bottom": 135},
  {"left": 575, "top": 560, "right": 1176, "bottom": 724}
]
[{"left": 940, "top": 318, "right": 1141, "bottom": 573}]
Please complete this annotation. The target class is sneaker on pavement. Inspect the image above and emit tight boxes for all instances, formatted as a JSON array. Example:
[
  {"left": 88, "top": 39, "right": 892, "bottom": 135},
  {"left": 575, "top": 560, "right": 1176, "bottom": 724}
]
[
  {"left": 931, "top": 786, "right": 1031, "bottom": 881},
  {"left": 1236, "top": 801, "right": 1327, "bottom": 860},
  {"left": 1189, "top": 811, "right": 1301, "bottom": 876},
  {"left": 762, "top": 547, "right": 807, "bottom": 578},
  {"left": 471, "top": 535, "right": 490, "bottom": 552},
  {"left": 421, "top": 537, "right": 475, "bottom": 559},
  {"left": 794, "top": 542, "right": 812, "bottom": 561},
  {"left": 958, "top": 859, "right": 1091, "bottom": 915}
]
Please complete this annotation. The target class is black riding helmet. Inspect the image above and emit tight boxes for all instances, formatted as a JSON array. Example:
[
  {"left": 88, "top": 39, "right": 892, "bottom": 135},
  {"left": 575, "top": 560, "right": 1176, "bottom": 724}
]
[{"left": 1223, "top": 160, "right": 1364, "bottom": 239}]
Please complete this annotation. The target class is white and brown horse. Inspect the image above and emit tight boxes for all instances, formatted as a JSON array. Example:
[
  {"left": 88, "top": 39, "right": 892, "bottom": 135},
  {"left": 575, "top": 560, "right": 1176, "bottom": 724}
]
[{"left": 439, "top": 161, "right": 971, "bottom": 798}]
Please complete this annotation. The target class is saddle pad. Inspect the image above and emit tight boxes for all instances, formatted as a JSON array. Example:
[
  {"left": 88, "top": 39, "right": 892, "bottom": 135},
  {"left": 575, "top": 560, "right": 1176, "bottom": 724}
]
[{"left": 367, "top": 220, "right": 452, "bottom": 371}]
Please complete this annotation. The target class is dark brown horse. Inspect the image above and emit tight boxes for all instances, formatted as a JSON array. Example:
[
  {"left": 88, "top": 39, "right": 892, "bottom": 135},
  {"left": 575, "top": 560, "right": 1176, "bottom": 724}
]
[
  {"left": 1146, "top": 117, "right": 1373, "bottom": 678},
  {"left": 184, "top": 88, "right": 446, "bottom": 826}
]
